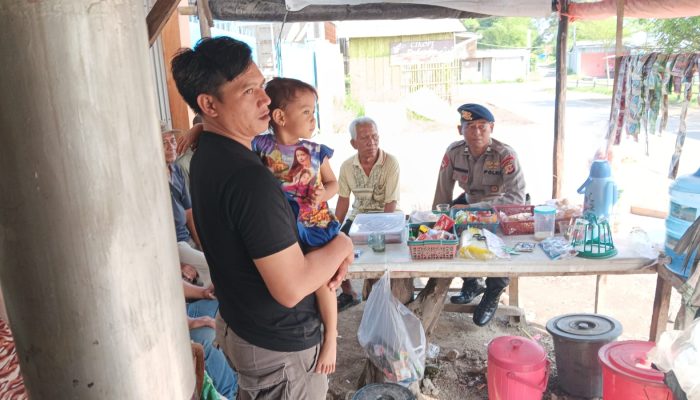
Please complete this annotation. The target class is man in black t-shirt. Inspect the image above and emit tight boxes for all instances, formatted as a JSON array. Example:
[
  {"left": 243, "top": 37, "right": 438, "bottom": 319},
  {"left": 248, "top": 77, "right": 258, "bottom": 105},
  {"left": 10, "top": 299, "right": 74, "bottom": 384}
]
[{"left": 171, "top": 37, "right": 354, "bottom": 399}]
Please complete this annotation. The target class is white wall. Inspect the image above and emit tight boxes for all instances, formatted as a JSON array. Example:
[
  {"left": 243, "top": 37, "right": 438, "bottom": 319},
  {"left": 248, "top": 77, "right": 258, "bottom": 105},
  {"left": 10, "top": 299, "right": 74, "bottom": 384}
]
[{"left": 491, "top": 56, "right": 528, "bottom": 81}]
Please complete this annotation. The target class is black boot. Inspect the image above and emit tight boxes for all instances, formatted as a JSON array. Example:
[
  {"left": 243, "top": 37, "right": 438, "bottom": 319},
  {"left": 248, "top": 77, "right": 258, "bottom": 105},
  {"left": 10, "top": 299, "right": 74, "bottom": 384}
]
[
  {"left": 473, "top": 287, "right": 505, "bottom": 326},
  {"left": 450, "top": 279, "right": 486, "bottom": 304}
]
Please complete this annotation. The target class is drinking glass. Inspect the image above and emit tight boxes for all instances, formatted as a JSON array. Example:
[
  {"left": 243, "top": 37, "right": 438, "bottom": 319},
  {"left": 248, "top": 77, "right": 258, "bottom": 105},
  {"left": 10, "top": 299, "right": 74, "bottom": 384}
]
[
  {"left": 368, "top": 232, "right": 386, "bottom": 252},
  {"left": 436, "top": 204, "right": 450, "bottom": 213}
]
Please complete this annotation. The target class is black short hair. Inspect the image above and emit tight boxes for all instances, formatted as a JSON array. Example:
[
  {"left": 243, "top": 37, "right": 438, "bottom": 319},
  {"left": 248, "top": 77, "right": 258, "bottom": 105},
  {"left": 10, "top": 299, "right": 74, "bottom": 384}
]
[{"left": 171, "top": 37, "right": 253, "bottom": 115}]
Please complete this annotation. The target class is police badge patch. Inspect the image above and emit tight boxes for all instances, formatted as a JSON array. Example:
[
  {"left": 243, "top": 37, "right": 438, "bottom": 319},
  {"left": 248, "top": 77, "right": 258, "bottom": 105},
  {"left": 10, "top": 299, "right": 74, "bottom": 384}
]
[
  {"left": 440, "top": 154, "right": 449, "bottom": 170},
  {"left": 501, "top": 155, "right": 516, "bottom": 175}
]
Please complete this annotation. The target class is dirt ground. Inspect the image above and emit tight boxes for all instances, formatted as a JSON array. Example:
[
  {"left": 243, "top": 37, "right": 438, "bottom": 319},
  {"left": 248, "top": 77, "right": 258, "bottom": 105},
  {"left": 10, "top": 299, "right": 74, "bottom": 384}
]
[{"left": 328, "top": 276, "right": 681, "bottom": 400}]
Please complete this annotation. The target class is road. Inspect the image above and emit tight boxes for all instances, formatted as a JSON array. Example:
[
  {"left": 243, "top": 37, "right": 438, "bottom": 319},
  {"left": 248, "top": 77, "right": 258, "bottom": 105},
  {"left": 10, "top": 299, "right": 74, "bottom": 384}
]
[{"left": 320, "top": 80, "right": 700, "bottom": 214}]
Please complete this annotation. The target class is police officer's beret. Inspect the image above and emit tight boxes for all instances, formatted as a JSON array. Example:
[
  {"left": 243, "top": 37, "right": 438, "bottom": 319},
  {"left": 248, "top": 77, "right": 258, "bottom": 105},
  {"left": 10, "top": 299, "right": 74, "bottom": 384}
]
[{"left": 457, "top": 104, "right": 494, "bottom": 123}]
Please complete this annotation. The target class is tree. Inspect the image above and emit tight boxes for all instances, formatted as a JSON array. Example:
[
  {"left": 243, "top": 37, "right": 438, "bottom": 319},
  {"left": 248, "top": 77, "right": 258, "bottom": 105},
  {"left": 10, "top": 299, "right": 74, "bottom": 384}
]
[
  {"left": 643, "top": 17, "right": 700, "bottom": 52},
  {"left": 461, "top": 17, "right": 535, "bottom": 49}
]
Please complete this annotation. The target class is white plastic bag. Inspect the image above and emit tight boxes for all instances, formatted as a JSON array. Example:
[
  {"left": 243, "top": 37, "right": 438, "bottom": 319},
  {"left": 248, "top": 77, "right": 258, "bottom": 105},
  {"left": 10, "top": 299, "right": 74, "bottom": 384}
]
[
  {"left": 357, "top": 271, "right": 426, "bottom": 385},
  {"left": 649, "top": 318, "right": 700, "bottom": 399}
]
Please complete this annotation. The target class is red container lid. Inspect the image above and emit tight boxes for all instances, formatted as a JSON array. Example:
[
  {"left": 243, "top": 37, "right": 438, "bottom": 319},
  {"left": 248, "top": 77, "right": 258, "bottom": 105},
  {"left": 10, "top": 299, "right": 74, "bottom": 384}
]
[
  {"left": 598, "top": 341, "right": 664, "bottom": 383},
  {"left": 488, "top": 336, "right": 547, "bottom": 372}
]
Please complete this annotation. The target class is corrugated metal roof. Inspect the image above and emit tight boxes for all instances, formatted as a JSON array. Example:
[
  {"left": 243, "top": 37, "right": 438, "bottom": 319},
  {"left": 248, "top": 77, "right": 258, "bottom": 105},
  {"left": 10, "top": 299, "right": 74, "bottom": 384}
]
[{"left": 336, "top": 18, "right": 467, "bottom": 38}]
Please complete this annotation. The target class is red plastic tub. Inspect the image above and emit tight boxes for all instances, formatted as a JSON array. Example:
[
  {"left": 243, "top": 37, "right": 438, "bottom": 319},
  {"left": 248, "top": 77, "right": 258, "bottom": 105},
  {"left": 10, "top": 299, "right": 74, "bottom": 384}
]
[
  {"left": 598, "top": 340, "right": 673, "bottom": 400},
  {"left": 488, "top": 336, "right": 550, "bottom": 400}
]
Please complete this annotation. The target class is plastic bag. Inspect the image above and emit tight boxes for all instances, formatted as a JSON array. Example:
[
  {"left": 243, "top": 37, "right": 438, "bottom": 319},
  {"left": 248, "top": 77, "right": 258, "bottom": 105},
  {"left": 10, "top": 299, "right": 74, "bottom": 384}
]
[
  {"left": 357, "top": 271, "right": 426, "bottom": 385},
  {"left": 649, "top": 318, "right": 700, "bottom": 399},
  {"left": 459, "top": 228, "right": 495, "bottom": 260}
]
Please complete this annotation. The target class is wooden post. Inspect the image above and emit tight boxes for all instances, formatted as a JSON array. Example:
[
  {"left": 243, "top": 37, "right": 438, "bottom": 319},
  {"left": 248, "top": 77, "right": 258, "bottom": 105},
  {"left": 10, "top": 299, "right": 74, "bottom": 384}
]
[
  {"left": 649, "top": 274, "right": 673, "bottom": 342},
  {"left": 605, "top": 0, "right": 625, "bottom": 155},
  {"left": 161, "top": 0, "right": 193, "bottom": 131},
  {"left": 552, "top": 0, "right": 569, "bottom": 199},
  {"left": 508, "top": 277, "right": 521, "bottom": 324},
  {"left": 197, "top": 0, "right": 212, "bottom": 38},
  {"left": 407, "top": 278, "right": 452, "bottom": 336}
]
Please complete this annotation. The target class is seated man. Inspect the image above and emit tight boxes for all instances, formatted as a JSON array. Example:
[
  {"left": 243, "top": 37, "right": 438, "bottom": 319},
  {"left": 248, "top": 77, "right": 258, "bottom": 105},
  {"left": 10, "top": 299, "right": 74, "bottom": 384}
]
[
  {"left": 335, "top": 117, "right": 400, "bottom": 310},
  {"left": 182, "top": 271, "right": 237, "bottom": 399},
  {"left": 163, "top": 129, "right": 211, "bottom": 286},
  {"left": 432, "top": 103, "right": 526, "bottom": 327}
]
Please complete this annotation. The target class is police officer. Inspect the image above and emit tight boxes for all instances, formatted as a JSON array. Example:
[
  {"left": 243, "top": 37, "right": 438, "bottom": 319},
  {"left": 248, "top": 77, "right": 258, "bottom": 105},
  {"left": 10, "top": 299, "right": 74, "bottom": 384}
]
[{"left": 432, "top": 103, "right": 526, "bottom": 326}]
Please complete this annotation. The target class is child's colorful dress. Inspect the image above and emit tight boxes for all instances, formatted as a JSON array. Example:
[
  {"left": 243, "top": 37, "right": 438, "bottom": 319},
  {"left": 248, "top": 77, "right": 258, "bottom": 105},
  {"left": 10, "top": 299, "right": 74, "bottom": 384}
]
[{"left": 253, "top": 133, "right": 340, "bottom": 247}]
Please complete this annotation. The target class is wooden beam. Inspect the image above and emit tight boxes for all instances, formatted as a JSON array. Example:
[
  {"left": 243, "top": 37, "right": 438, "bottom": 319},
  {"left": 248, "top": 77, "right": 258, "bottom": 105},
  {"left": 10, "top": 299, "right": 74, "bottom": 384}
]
[
  {"left": 208, "top": 0, "right": 486, "bottom": 22},
  {"left": 443, "top": 304, "right": 523, "bottom": 318},
  {"left": 552, "top": 0, "right": 569, "bottom": 199},
  {"left": 147, "top": 0, "right": 181, "bottom": 47},
  {"left": 630, "top": 206, "right": 668, "bottom": 219}
]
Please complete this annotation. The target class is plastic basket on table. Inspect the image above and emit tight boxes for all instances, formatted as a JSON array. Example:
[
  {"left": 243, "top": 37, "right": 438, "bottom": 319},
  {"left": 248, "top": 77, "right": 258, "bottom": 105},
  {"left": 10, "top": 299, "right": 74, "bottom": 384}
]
[
  {"left": 449, "top": 207, "right": 499, "bottom": 236},
  {"left": 495, "top": 205, "right": 536, "bottom": 235},
  {"left": 407, "top": 223, "right": 458, "bottom": 260},
  {"left": 495, "top": 205, "right": 573, "bottom": 235}
]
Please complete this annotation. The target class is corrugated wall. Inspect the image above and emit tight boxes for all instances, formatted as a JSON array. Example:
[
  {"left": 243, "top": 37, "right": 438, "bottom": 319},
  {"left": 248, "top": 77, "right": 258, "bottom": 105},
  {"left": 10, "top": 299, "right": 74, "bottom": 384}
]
[{"left": 347, "top": 33, "right": 454, "bottom": 102}]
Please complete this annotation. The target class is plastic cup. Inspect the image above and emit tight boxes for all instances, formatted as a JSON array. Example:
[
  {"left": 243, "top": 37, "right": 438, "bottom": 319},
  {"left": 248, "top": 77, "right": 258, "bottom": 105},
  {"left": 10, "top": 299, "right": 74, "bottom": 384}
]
[
  {"left": 436, "top": 204, "right": 450, "bottom": 213},
  {"left": 368, "top": 232, "right": 386, "bottom": 252},
  {"left": 558, "top": 220, "right": 573, "bottom": 240}
]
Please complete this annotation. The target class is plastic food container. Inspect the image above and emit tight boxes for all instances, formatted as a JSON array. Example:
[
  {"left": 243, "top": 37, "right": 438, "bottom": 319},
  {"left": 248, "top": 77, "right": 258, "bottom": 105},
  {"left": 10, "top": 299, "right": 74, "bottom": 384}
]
[
  {"left": 349, "top": 212, "right": 406, "bottom": 245},
  {"left": 534, "top": 206, "right": 556, "bottom": 240}
]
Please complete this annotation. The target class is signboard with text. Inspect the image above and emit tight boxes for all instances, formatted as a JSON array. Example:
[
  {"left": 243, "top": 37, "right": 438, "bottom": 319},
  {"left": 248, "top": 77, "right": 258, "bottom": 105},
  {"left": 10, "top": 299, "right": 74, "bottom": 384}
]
[{"left": 390, "top": 40, "right": 454, "bottom": 65}]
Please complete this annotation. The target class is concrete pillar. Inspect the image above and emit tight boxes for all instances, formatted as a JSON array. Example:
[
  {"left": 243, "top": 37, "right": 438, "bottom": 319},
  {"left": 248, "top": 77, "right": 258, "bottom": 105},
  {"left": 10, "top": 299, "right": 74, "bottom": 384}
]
[{"left": 0, "top": 1, "right": 194, "bottom": 398}]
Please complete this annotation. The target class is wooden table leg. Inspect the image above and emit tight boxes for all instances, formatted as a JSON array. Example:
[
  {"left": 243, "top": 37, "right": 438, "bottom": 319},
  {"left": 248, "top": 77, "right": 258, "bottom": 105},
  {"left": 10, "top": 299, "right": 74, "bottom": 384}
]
[
  {"left": 508, "top": 277, "right": 521, "bottom": 325},
  {"left": 649, "top": 274, "right": 673, "bottom": 342},
  {"left": 407, "top": 278, "right": 452, "bottom": 337}
]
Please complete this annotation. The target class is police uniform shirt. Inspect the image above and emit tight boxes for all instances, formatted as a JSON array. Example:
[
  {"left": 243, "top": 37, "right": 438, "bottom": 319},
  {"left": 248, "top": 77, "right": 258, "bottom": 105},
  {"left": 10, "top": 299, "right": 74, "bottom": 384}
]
[{"left": 432, "top": 138, "right": 526, "bottom": 208}]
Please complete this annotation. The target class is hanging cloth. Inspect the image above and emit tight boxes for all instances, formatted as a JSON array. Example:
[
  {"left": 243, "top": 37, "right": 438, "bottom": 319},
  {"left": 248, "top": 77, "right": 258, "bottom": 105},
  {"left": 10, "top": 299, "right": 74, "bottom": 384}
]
[
  {"left": 625, "top": 54, "right": 649, "bottom": 140},
  {"left": 660, "top": 54, "right": 679, "bottom": 133},
  {"left": 639, "top": 53, "right": 659, "bottom": 154},
  {"left": 644, "top": 53, "right": 668, "bottom": 137},
  {"left": 668, "top": 54, "right": 698, "bottom": 179},
  {"left": 607, "top": 56, "right": 630, "bottom": 147}
]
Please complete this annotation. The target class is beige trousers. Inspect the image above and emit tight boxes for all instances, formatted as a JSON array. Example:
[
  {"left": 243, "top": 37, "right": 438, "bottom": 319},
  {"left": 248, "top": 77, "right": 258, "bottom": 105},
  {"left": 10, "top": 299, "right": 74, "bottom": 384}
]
[{"left": 215, "top": 314, "right": 328, "bottom": 400}]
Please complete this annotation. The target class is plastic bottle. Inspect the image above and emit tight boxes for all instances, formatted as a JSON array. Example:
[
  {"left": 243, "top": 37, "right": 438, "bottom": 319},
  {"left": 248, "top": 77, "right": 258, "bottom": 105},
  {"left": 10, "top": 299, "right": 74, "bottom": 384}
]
[
  {"left": 665, "top": 167, "right": 700, "bottom": 278},
  {"left": 534, "top": 205, "right": 556, "bottom": 240}
]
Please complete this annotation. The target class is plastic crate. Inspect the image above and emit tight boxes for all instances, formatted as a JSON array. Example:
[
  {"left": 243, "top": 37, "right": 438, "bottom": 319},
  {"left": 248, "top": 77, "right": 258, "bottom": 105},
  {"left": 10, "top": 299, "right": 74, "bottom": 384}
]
[
  {"left": 449, "top": 207, "right": 499, "bottom": 236},
  {"left": 495, "top": 205, "right": 571, "bottom": 235},
  {"left": 495, "top": 205, "right": 535, "bottom": 235},
  {"left": 407, "top": 223, "right": 458, "bottom": 260}
]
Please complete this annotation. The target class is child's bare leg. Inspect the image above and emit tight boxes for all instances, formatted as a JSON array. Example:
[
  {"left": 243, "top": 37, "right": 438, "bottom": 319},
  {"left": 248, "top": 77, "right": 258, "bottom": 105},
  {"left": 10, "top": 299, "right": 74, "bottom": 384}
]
[{"left": 314, "top": 285, "right": 337, "bottom": 374}]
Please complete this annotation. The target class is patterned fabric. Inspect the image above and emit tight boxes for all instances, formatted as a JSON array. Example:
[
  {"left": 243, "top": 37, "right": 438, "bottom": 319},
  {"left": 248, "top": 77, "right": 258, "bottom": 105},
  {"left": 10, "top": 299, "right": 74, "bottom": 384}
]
[
  {"left": 252, "top": 134, "right": 339, "bottom": 247},
  {"left": 644, "top": 54, "right": 668, "bottom": 137},
  {"left": 0, "top": 319, "right": 27, "bottom": 399},
  {"left": 668, "top": 54, "right": 699, "bottom": 179}
]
